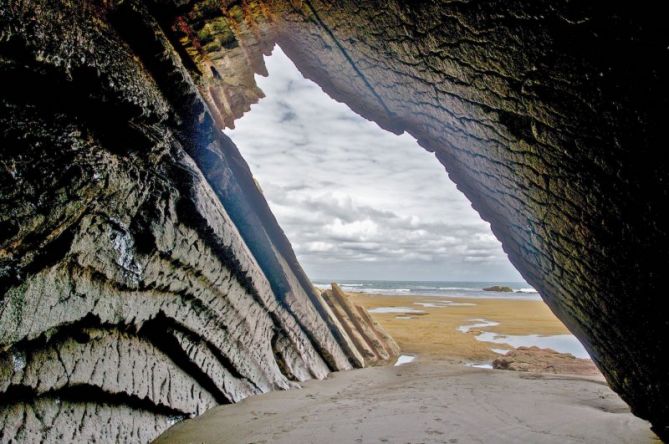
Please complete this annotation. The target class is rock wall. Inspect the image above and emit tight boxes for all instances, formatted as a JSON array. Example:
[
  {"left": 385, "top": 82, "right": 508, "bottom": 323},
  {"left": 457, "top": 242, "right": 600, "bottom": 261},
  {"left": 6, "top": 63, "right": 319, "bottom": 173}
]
[
  {"left": 320, "top": 284, "right": 399, "bottom": 367},
  {"left": 0, "top": 1, "right": 370, "bottom": 442},
  {"left": 1, "top": 0, "right": 668, "bottom": 442},
  {"left": 162, "top": 0, "right": 669, "bottom": 438}
]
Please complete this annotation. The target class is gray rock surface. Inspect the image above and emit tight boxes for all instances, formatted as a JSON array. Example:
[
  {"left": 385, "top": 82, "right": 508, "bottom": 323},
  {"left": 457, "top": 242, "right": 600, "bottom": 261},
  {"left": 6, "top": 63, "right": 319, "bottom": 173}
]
[
  {"left": 320, "top": 284, "right": 399, "bottom": 366},
  {"left": 2, "top": 0, "right": 669, "bottom": 442},
  {"left": 0, "top": 1, "right": 360, "bottom": 442}
]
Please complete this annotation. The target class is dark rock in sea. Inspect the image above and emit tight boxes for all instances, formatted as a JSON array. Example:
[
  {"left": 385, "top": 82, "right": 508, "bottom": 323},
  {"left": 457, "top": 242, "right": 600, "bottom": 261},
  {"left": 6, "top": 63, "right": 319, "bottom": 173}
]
[
  {"left": 493, "top": 347, "right": 601, "bottom": 376},
  {"left": 483, "top": 286, "right": 514, "bottom": 292},
  {"left": 2, "top": 0, "right": 669, "bottom": 441}
]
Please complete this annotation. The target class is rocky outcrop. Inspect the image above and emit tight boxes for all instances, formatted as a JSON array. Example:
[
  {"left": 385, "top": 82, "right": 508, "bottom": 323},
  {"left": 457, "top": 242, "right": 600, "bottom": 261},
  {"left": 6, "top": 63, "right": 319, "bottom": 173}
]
[
  {"left": 483, "top": 286, "right": 513, "bottom": 292},
  {"left": 0, "top": 1, "right": 362, "bottom": 442},
  {"left": 2, "top": 0, "right": 669, "bottom": 441},
  {"left": 260, "top": 6, "right": 669, "bottom": 439},
  {"left": 320, "top": 284, "right": 399, "bottom": 367},
  {"left": 177, "top": 1, "right": 668, "bottom": 438},
  {"left": 493, "top": 347, "right": 601, "bottom": 376}
]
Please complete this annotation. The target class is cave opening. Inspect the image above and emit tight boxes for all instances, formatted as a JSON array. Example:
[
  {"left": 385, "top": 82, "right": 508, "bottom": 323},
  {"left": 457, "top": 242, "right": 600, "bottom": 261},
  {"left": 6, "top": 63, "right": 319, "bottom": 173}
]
[
  {"left": 224, "top": 46, "right": 591, "bottom": 371},
  {"left": 2, "top": 1, "right": 665, "bottom": 440}
]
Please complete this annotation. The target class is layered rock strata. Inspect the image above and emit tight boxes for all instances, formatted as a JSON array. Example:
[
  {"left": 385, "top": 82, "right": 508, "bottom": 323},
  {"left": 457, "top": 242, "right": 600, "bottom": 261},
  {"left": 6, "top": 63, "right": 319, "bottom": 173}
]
[
  {"left": 320, "top": 284, "right": 399, "bottom": 367},
  {"left": 2, "top": 0, "right": 669, "bottom": 442},
  {"left": 168, "top": 1, "right": 669, "bottom": 438},
  {"left": 0, "top": 1, "right": 366, "bottom": 442}
]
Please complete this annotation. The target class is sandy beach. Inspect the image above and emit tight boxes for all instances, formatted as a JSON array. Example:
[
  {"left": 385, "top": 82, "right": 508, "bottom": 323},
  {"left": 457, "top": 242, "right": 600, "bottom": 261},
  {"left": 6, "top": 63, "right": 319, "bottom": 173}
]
[
  {"left": 347, "top": 292, "right": 575, "bottom": 365},
  {"left": 154, "top": 290, "right": 657, "bottom": 443},
  {"left": 155, "top": 360, "right": 655, "bottom": 443}
]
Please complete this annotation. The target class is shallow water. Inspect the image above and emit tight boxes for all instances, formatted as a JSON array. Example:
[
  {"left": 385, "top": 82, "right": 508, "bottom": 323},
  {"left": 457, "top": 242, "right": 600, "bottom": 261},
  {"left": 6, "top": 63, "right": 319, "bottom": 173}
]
[
  {"left": 313, "top": 280, "right": 540, "bottom": 300},
  {"left": 368, "top": 307, "right": 426, "bottom": 314},
  {"left": 474, "top": 332, "right": 590, "bottom": 359},
  {"left": 466, "top": 363, "right": 493, "bottom": 369},
  {"left": 394, "top": 355, "right": 416, "bottom": 366},
  {"left": 491, "top": 348, "right": 510, "bottom": 355},
  {"left": 413, "top": 301, "right": 476, "bottom": 308},
  {"left": 457, "top": 318, "right": 500, "bottom": 333},
  {"left": 413, "top": 301, "right": 450, "bottom": 307}
]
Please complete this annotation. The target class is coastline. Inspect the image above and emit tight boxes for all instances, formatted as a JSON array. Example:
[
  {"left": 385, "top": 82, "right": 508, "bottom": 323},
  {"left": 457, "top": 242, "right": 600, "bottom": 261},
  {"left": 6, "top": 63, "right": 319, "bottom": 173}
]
[
  {"left": 153, "top": 288, "right": 657, "bottom": 443},
  {"left": 347, "top": 291, "right": 582, "bottom": 366},
  {"left": 155, "top": 361, "right": 654, "bottom": 444}
]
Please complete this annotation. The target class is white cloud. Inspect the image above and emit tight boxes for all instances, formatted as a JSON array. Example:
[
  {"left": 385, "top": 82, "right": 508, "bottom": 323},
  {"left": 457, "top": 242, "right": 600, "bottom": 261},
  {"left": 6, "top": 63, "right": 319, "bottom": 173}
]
[
  {"left": 304, "top": 241, "right": 335, "bottom": 252},
  {"left": 324, "top": 219, "right": 378, "bottom": 240},
  {"left": 226, "top": 46, "right": 523, "bottom": 282}
]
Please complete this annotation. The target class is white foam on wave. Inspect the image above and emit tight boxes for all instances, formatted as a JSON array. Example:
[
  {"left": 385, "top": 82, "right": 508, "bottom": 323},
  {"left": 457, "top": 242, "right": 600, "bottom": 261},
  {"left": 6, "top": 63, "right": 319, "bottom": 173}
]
[
  {"left": 352, "top": 287, "right": 412, "bottom": 294},
  {"left": 516, "top": 287, "right": 538, "bottom": 293}
]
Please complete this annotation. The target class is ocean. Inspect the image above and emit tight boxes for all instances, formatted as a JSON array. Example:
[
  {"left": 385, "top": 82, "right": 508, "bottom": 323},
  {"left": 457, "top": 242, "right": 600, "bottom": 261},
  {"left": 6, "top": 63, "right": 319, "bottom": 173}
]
[{"left": 312, "top": 280, "right": 541, "bottom": 300}]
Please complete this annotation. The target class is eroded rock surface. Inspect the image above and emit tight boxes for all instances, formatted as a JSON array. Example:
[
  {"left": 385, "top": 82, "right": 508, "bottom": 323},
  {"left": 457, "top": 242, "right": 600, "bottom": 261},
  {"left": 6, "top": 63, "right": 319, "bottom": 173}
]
[
  {"left": 2, "top": 0, "right": 668, "bottom": 441},
  {"left": 320, "top": 284, "right": 399, "bottom": 367},
  {"left": 493, "top": 347, "right": 601, "bottom": 376},
  {"left": 171, "top": 1, "right": 669, "bottom": 438},
  {"left": 0, "top": 1, "right": 364, "bottom": 442}
]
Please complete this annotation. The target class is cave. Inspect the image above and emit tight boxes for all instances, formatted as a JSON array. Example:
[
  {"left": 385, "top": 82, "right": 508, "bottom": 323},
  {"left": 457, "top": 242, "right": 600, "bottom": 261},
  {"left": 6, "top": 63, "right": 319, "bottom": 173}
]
[{"left": 1, "top": 0, "right": 668, "bottom": 442}]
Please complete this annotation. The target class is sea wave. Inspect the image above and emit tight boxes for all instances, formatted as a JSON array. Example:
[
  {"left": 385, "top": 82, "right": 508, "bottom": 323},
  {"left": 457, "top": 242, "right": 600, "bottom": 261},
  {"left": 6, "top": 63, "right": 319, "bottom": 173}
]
[
  {"left": 313, "top": 281, "right": 540, "bottom": 299},
  {"left": 516, "top": 287, "right": 538, "bottom": 293},
  {"left": 356, "top": 288, "right": 412, "bottom": 294}
]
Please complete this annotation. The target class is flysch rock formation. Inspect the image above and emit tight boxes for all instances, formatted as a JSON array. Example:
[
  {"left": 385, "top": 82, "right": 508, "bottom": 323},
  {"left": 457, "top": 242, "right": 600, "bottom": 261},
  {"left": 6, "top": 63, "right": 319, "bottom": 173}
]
[
  {"left": 165, "top": 1, "right": 669, "bottom": 439},
  {"left": 0, "top": 1, "right": 378, "bottom": 442},
  {"left": 1, "top": 0, "right": 668, "bottom": 442},
  {"left": 320, "top": 284, "right": 400, "bottom": 367}
]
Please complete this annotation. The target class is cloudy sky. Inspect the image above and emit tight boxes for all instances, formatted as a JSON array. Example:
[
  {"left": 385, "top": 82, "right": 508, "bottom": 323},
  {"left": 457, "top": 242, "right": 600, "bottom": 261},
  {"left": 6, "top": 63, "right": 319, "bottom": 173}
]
[{"left": 226, "top": 47, "right": 523, "bottom": 282}]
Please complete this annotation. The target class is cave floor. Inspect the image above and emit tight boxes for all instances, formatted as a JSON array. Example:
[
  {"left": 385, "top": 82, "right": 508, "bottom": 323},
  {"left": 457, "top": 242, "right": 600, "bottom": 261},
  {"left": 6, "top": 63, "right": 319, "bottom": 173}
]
[{"left": 154, "top": 360, "right": 657, "bottom": 443}]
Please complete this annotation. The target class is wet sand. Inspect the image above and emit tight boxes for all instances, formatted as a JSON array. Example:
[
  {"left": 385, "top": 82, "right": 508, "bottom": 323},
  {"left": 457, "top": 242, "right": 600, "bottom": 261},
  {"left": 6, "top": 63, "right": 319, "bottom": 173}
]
[
  {"left": 350, "top": 292, "right": 572, "bottom": 363},
  {"left": 155, "top": 360, "right": 655, "bottom": 443},
  {"left": 154, "top": 291, "right": 658, "bottom": 443}
]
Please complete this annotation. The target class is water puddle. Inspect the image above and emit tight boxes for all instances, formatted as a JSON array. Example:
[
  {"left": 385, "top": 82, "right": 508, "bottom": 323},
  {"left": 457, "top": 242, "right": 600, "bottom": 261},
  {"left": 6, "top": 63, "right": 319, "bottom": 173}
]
[
  {"left": 368, "top": 307, "right": 426, "bottom": 314},
  {"left": 394, "top": 355, "right": 416, "bottom": 366},
  {"left": 457, "top": 319, "right": 591, "bottom": 367},
  {"left": 474, "top": 332, "right": 589, "bottom": 359},
  {"left": 413, "top": 302, "right": 447, "bottom": 308},
  {"left": 491, "top": 348, "right": 510, "bottom": 355},
  {"left": 465, "top": 362, "right": 493, "bottom": 369},
  {"left": 456, "top": 318, "right": 500, "bottom": 333},
  {"left": 413, "top": 301, "right": 476, "bottom": 308}
]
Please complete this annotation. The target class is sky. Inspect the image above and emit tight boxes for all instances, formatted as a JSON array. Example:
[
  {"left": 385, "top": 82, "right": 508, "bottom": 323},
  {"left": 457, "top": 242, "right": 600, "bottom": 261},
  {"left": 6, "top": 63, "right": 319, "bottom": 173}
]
[{"left": 226, "top": 47, "right": 523, "bottom": 283}]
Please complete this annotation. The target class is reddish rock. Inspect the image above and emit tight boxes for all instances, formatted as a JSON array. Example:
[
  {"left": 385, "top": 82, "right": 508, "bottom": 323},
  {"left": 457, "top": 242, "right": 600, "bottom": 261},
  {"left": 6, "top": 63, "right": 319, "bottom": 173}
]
[{"left": 493, "top": 347, "right": 600, "bottom": 376}]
